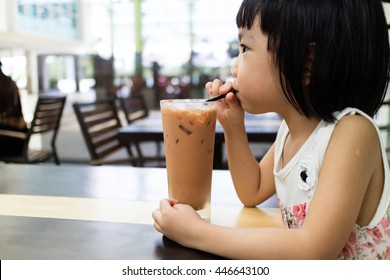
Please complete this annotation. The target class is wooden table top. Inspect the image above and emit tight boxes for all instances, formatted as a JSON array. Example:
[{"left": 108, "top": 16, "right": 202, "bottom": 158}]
[{"left": 0, "top": 163, "right": 282, "bottom": 260}]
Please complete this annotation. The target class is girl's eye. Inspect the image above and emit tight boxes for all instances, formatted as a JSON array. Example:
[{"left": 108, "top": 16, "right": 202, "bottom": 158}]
[{"left": 240, "top": 44, "right": 248, "bottom": 53}]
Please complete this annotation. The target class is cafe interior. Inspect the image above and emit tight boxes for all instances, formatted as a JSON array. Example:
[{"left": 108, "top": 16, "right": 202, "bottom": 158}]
[{"left": 1, "top": 0, "right": 390, "bottom": 260}]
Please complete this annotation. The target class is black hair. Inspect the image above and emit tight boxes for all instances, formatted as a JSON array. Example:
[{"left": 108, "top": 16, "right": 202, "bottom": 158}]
[{"left": 237, "top": 0, "right": 390, "bottom": 121}]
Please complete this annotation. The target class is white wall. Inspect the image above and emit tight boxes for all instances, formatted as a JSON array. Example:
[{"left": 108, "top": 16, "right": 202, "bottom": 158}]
[{"left": 0, "top": 0, "right": 9, "bottom": 32}]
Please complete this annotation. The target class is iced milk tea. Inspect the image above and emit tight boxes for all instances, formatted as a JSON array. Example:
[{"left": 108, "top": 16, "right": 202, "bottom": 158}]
[{"left": 160, "top": 99, "right": 217, "bottom": 220}]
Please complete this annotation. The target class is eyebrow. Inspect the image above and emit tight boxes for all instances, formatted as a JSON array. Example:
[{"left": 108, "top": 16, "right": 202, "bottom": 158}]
[
  {"left": 238, "top": 28, "right": 254, "bottom": 42},
  {"left": 238, "top": 29, "right": 243, "bottom": 42}
]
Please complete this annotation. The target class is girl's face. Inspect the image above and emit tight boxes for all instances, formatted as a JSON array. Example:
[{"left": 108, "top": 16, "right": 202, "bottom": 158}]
[{"left": 231, "top": 17, "right": 283, "bottom": 114}]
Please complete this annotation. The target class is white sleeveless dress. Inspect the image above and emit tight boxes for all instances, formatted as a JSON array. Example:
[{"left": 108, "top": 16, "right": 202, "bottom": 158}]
[{"left": 273, "top": 108, "right": 390, "bottom": 259}]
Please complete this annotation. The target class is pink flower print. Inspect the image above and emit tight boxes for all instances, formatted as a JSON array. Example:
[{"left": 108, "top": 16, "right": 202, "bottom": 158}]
[
  {"left": 292, "top": 203, "right": 306, "bottom": 228},
  {"left": 380, "top": 218, "right": 390, "bottom": 236},
  {"left": 367, "top": 227, "right": 383, "bottom": 244},
  {"left": 282, "top": 208, "right": 295, "bottom": 228},
  {"left": 370, "top": 248, "right": 376, "bottom": 255},
  {"left": 362, "top": 242, "right": 374, "bottom": 249},
  {"left": 386, "top": 248, "right": 390, "bottom": 259},
  {"left": 381, "top": 218, "right": 390, "bottom": 228},
  {"left": 347, "top": 232, "right": 357, "bottom": 245},
  {"left": 340, "top": 232, "right": 359, "bottom": 259},
  {"left": 341, "top": 243, "right": 354, "bottom": 259}
]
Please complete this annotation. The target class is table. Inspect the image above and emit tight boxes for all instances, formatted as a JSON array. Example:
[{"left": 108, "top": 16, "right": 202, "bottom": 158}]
[
  {"left": 0, "top": 163, "right": 282, "bottom": 260},
  {"left": 118, "top": 111, "right": 281, "bottom": 169}
]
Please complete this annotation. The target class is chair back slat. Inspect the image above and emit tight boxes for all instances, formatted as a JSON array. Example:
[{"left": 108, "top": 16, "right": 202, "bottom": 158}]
[
  {"left": 90, "top": 123, "right": 119, "bottom": 138},
  {"left": 85, "top": 113, "right": 119, "bottom": 129},
  {"left": 95, "top": 138, "right": 123, "bottom": 159},
  {"left": 119, "top": 95, "right": 149, "bottom": 124},
  {"left": 73, "top": 99, "right": 133, "bottom": 165},
  {"left": 31, "top": 96, "right": 66, "bottom": 135},
  {"left": 0, "top": 93, "right": 66, "bottom": 165}
]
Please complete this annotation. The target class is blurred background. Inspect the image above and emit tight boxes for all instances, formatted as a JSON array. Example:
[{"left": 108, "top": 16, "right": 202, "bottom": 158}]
[
  {"left": 0, "top": 0, "right": 244, "bottom": 163},
  {"left": 0, "top": 0, "right": 242, "bottom": 108},
  {"left": 1, "top": 0, "right": 390, "bottom": 164}
]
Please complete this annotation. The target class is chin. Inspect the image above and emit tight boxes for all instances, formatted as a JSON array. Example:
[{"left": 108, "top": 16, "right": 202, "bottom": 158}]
[
  {"left": 243, "top": 104, "right": 270, "bottom": 115},
  {"left": 243, "top": 107, "right": 258, "bottom": 115},
  {"left": 239, "top": 98, "right": 264, "bottom": 114}
]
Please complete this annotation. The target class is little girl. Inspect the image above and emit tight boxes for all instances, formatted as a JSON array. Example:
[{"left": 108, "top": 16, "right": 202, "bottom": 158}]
[{"left": 153, "top": 0, "right": 390, "bottom": 259}]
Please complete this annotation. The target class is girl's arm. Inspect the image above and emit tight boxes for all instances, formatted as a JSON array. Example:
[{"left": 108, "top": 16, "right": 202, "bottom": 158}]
[
  {"left": 153, "top": 199, "right": 310, "bottom": 259},
  {"left": 224, "top": 128, "right": 276, "bottom": 207}
]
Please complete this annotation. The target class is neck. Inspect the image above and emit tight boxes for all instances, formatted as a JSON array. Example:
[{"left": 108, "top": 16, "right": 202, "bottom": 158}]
[
  {"left": 281, "top": 108, "right": 320, "bottom": 138},
  {"left": 280, "top": 111, "right": 321, "bottom": 168}
]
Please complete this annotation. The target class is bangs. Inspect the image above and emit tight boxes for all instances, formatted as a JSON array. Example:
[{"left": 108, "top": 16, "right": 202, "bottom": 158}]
[
  {"left": 236, "top": 0, "right": 281, "bottom": 50},
  {"left": 236, "top": 0, "right": 282, "bottom": 31},
  {"left": 236, "top": 0, "right": 262, "bottom": 29}
]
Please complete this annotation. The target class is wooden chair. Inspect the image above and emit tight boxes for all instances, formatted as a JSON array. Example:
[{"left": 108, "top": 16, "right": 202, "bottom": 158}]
[
  {"left": 73, "top": 99, "right": 138, "bottom": 166},
  {"left": 119, "top": 94, "right": 149, "bottom": 123},
  {"left": 119, "top": 95, "right": 165, "bottom": 167},
  {"left": 0, "top": 94, "right": 66, "bottom": 165}
]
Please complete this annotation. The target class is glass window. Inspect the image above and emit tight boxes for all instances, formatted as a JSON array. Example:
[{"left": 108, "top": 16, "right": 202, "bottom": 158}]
[{"left": 16, "top": 0, "right": 80, "bottom": 40}]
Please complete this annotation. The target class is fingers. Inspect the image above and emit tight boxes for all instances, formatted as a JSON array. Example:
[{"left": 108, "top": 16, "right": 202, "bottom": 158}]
[
  {"left": 152, "top": 199, "right": 202, "bottom": 239},
  {"left": 153, "top": 221, "right": 162, "bottom": 233},
  {"left": 225, "top": 91, "right": 239, "bottom": 105},
  {"left": 152, "top": 208, "right": 162, "bottom": 233},
  {"left": 152, "top": 199, "right": 172, "bottom": 222},
  {"left": 168, "top": 198, "right": 179, "bottom": 206},
  {"left": 212, "top": 79, "right": 223, "bottom": 95},
  {"left": 205, "top": 79, "right": 236, "bottom": 98},
  {"left": 205, "top": 79, "right": 224, "bottom": 97},
  {"left": 152, "top": 198, "right": 186, "bottom": 236},
  {"left": 152, "top": 199, "right": 168, "bottom": 228},
  {"left": 205, "top": 81, "right": 212, "bottom": 93},
  {"left": 219, "top": 80, "right": 234, "bottom": 94},
  {"left": 152, "top": 198, "right": 178, "bottom": 232}
]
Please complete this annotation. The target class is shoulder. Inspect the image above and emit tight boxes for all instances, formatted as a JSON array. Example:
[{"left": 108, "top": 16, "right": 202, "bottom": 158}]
[
  {"left": 334, "top": 114, "right": 378, "bottom": 140},
  {"left": 330, "top": 113, "right": 381, "bottom": 163}
]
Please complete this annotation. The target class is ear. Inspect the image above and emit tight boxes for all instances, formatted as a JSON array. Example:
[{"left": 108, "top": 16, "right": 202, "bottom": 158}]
[{"left": 303, "top": 43, "right": 315, "bottom": 87}]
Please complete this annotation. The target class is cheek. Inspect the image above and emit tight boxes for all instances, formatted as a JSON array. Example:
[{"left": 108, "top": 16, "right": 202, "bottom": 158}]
[
  {"left": 236, "top": 56, "right": 281, "bottom": 112},
  {"left": 237, "top": 85, "right": 262, "bottom": 112},
  {"left": 239, "top": 77, "right": 281, "bottom": 113}
]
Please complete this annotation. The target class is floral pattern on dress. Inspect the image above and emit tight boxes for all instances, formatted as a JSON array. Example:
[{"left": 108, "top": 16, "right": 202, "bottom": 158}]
[
  {"left": 280, "top": 202, "right": 307, "bottom": 229},
  {"left": 338, "top": 206, "right": 390, "bottom": 260},
  {"left": 279, "top": 200, "right": 390, "bottom": 259}
]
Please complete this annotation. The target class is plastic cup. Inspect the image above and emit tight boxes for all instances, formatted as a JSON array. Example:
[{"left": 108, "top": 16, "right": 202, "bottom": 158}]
[{"left": 160, "top": 99, "right": 217, "bottom": 221}]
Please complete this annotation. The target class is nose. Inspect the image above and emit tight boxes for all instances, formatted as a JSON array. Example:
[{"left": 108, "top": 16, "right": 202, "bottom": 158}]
[{"left": 230, "top": 57, "right": 238, "bottom": 77}]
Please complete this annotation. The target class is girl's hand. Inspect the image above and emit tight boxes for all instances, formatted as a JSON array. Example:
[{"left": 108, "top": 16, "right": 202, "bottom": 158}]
[
  {"left": 152, "top": 199, "right": 206, "bottom": 248},
  {"left": 205, "top": 79, "right": 244, "bottom": 129}
]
